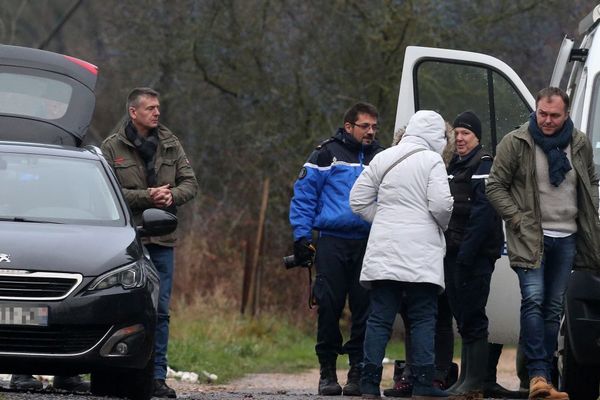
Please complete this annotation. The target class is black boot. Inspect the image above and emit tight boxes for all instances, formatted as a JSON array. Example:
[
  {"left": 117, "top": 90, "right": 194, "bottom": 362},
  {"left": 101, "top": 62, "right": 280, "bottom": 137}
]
[
  {"left": 445, "top": 363, "right": 459, "bottom": 388},
  {"left": 360, "top": 363, "right": 382, "bottom": 398},
  {"left": 318, "top": 362, "right": 342, "bottom": 396},
  {"left": 153, "top": 379, "right": 177, "bottom": 398},
  {"left": 9, "top": 375, "right": 43, "bottom": 390},
  {"left": 53, "top": 375, "right": 90, "bottom": 392},
  {"left": 433, "top": 363, "right": 459, "bottom": 391},
  {"left": 383, "top": 360, "right": 413, "bottom": 397},
  {"left": 482, "top": 343, "right": 528, "bottom": 399},
  {"left": 342, "top": 364, "right": 361, "bottom": 396},
  {"left": 451, "top": 338, "right": 487, "bottom": 396},
  {"left": 411, "top": 365, "right": 448, "bottom": 398}
]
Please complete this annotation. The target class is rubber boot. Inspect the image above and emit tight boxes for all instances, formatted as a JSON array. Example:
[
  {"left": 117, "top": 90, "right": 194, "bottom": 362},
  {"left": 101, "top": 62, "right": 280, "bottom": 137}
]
[
  {"left": 447, "top": 345, "right": 467, "bottom": 394},
  {"left": 342, "top": 364, "right": 362, "bottom": 396},
  {"left": 411, "top": 365, "right": 448, "bottom": 399},
  {"left": 482, "top": 343, "right": 528, "bottom": 399},
  {"left": 318, "top": 361, "right": 342, "bottom": 396},
  {"left": 448, "top": 338, "right": 488, "bottom": 398},
  {"left": 383, "top": 360, "right": 413, "bottom": 397},
  {"left": 360, "top": 363, "right": 383, "bottom": 399}
]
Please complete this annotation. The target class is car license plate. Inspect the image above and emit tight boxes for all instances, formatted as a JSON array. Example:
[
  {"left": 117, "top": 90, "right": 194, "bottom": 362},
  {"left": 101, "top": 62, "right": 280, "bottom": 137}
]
[{"left": 0, "top": 305, "right": 48, "bottom": 326}]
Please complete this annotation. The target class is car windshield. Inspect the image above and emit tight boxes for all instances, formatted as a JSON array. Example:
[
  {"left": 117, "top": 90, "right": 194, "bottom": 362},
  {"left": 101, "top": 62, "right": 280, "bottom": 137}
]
[{"left": 0, "top": 152, "right": 124, "bottom": 225}]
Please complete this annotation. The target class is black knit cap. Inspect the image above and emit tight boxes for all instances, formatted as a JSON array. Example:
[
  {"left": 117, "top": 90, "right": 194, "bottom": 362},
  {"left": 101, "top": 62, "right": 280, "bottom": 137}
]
[{"left": 453, "top": 111, "right": 482, "bottom": 140}]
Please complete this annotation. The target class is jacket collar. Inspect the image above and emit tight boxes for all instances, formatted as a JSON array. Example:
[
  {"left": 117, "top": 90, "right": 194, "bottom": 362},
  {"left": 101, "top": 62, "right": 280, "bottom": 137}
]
[
  {"left": 333, "top": 127, "right": 381, "bottom": 153},
  {"left": 117, "top": 121, "right": 175, "bottom": 147}
]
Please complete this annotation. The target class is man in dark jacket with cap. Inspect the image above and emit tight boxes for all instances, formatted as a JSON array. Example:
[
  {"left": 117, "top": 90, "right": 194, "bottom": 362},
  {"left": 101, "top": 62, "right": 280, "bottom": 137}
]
[{"left": 444, "top": 111, "right": 506, "bottom": 398}]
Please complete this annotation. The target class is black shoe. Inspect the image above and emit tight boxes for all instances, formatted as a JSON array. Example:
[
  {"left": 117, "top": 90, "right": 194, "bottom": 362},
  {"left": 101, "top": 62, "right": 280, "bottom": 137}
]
[
  {"left": 318, "top": 363, "right": 342, "bottom": 396},
  {"left": 10, "top": 375, "right": 43, "bottom": 390},
  {"left": 359, "top": 363, "right": 382, "bottom": 398},
  {"left": 53, "top": 375, "right": 90, "bottom": 392},
  {"left": 154, "top": 379, "right": 177, "bottom": 398},
  {"left": 342, "top": 364, "right": 361, "bottom": 396}
]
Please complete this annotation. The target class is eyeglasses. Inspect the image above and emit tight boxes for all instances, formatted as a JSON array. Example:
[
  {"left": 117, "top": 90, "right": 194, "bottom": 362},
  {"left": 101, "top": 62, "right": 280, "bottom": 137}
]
[{"left": 352, "top": 122, "right": 379, "bottom": 132}]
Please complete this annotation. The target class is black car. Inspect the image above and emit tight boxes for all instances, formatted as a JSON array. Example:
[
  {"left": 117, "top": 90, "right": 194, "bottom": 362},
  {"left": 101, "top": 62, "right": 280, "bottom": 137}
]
[{"left": 0, "top": 45, "right": 176, "bottom": 400}]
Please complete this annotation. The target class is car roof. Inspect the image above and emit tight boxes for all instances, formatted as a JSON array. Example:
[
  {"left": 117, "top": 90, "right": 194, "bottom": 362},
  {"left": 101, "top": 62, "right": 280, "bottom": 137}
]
[{"left": 0, "top": 140, "right": 101, "bottom": 160}]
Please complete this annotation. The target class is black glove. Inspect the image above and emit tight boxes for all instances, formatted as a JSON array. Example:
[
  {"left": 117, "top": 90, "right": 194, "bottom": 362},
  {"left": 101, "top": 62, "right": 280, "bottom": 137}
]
[{"left": 293, "top": 237, "right": 315, "bottom": 266}]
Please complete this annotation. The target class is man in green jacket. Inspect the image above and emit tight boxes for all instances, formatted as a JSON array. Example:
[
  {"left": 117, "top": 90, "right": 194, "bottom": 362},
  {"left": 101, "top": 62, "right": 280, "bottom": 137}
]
[
  {"left": 487, "top": 87, "right": 600, "bottom": 400},
  {"left": 101, "top": 87, "right": 198, "bottom": 398}
]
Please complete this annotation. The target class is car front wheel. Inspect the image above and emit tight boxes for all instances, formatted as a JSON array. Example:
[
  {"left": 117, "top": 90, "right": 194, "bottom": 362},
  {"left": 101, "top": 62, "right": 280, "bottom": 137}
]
[{"left": 91, "top": 353, "right": 154, "bottom": 400}]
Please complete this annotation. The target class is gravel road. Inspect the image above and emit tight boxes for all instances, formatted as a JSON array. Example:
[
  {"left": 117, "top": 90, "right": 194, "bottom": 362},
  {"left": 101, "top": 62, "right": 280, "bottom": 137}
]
[{"left": 0, "top": 348, "right": 523, "bottom": 399}]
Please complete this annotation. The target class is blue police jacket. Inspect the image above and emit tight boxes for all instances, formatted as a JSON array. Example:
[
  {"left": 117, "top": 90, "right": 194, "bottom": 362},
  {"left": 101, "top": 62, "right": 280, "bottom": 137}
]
[{"left": 289, "top": 128, "right": 383, "bottom": 241}]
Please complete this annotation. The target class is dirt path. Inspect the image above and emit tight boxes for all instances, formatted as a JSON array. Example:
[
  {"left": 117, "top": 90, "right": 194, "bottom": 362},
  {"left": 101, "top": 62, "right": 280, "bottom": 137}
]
[{"left": 169, "top": 347, "right": 522, "bottom": 398}]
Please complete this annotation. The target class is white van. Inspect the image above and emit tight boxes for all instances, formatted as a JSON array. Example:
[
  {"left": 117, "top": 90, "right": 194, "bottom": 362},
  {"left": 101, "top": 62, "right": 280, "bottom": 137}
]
[{"left": 393, "top": 4, "right": 600, "bottom": 400}]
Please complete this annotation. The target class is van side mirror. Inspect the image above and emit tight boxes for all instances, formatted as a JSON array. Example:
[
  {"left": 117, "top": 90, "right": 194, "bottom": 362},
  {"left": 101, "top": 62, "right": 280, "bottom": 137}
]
[{"left": 138, "top": 208, "right": 178, "bottom": 237}]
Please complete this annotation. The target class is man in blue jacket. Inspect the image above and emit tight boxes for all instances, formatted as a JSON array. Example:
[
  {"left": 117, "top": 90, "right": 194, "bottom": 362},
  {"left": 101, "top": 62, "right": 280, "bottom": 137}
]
[{"left": 289, "top": 102, "right": 383, "bottom": 396}]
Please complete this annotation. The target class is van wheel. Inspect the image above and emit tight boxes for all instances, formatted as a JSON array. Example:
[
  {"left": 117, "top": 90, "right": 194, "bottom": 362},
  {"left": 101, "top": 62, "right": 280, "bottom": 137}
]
[
  {"left": 559, "top": 327, "right": 600, "bottom": 400},
  {"left": 91, "top": 353, "right": 154, "bottom": 400}
]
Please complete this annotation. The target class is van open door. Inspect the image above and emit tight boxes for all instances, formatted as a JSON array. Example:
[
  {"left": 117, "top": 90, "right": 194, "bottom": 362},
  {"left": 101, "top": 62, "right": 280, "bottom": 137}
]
[
  {"left": 394, "top": 46, "right": 534, "bottom": 344},
  {"left": 395, "top": 46, "right": 534, "bottom": 154}
]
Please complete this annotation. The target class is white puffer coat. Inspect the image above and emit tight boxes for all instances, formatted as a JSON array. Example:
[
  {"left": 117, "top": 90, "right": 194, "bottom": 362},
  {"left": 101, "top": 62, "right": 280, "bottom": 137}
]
[{"left": 350, "top": 110, "right": 453, "bottom": 289}]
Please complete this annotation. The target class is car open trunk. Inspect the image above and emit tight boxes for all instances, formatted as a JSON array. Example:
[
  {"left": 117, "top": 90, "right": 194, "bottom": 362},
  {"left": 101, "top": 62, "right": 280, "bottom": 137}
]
[{"left": 0, "top": 45, "right": 97, "bottom": 146}]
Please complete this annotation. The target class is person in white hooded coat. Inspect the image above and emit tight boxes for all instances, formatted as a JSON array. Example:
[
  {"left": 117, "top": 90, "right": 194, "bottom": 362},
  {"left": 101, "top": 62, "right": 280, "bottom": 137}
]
[{"left": 350, "top": 110, "right": 453, "bottom": 398}]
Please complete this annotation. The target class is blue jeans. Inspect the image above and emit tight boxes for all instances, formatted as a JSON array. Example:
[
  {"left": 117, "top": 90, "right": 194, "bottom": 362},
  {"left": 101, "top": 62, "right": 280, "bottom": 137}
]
[
  {"left": 146, "top": 244, "right": 175, "bottom": 380},
  {"left": 515, "top": 234, "right": 576, "bottom": 380},
  {"left": 363, "top": 281, "right": 438, "bottom": 370}
]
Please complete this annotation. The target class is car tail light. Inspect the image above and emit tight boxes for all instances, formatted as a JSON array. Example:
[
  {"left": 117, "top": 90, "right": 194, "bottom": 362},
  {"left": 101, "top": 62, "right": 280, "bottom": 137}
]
[{"left": 63, "top": 55, "right": 98, "bottom": 75}]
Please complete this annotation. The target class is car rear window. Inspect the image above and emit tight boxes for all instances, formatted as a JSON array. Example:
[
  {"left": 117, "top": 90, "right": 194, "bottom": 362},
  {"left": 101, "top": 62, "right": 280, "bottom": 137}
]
[
  {"left": 0, "top": 73, "right": 72, "bottom": 120},
  {"left": 0, "top": 152, "right": 125, "bottom": 226}
]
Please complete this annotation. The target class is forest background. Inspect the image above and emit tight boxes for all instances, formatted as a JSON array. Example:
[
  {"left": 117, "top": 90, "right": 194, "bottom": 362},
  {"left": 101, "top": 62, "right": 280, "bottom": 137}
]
[{"left": 2, "top": 0, "right": 597, "bottom": 324}]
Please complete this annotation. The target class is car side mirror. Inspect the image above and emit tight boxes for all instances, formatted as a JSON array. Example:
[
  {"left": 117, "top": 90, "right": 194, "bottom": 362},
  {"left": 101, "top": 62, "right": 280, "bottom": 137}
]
[{"left": 138, "top": 208, "right": 178, "bottom": 237}]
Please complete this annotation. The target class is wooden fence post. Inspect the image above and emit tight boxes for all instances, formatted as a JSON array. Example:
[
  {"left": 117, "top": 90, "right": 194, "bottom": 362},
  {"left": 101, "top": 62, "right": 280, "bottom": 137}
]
[{"left": 246, "top": 178, "right": 270, "bottom": 317}]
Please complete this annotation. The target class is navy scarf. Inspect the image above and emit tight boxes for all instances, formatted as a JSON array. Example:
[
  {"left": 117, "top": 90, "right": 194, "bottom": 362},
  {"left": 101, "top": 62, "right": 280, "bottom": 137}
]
[
  {"left": 528, "top": 112, "right": 573, "bottom": 187},
  {"left": 125, "top": 121, "right": 159, "bottom": 186}
]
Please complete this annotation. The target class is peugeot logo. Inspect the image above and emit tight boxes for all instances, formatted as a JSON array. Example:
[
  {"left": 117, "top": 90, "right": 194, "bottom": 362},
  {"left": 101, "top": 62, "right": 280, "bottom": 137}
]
[{"left": 0, "top": 254, "right": 10, "bottom": 263}]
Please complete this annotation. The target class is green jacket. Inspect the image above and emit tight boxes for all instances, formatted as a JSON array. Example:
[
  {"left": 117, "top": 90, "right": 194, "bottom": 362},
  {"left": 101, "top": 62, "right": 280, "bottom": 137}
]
[
  {"left": 101, "top": 122, "right": 198, "bottom": 246},
  {"left": 486, "top": 122, "right": 600, "bottom": 271}
]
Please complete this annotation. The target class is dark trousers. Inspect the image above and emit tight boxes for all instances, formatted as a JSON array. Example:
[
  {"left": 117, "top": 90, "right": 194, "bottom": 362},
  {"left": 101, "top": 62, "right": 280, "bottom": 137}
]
[
  {"left": 444, "top": 252, "right": 493, "bottom": 343},
  {"left": 313, "top": 235, "right": 370, "bottom": 366}
]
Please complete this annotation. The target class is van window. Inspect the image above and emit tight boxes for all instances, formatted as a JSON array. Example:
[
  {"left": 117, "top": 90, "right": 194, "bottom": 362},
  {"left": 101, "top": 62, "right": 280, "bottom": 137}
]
[
  {"left": 0, "top": 73, "right": 72, "bottom": 120},
  {"left": 415, "top": 60, "right": 532, "bottom": 153}
]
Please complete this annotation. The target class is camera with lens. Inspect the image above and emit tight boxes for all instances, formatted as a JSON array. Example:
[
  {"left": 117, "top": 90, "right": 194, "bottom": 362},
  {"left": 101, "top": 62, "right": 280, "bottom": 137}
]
[
  {"left": 282, "top": 254, "right": 313, "bottom": 269},
  {"left": 283, "top": 239, "right": 315, "bottom": 269}
]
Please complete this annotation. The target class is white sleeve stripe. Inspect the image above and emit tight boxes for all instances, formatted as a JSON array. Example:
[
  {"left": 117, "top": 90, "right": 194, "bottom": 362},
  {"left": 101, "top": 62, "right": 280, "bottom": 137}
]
[
  {"left": 472, "top": 174, "right": 489, "bottom": 179},
  {"left": 304, "top": 161, "right": 364, "bottom": 170},
  {"left": 304, "top": 162, "right": 331, "bottom": 171}
]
